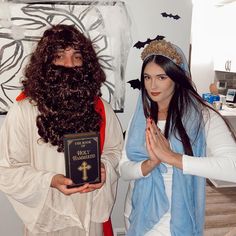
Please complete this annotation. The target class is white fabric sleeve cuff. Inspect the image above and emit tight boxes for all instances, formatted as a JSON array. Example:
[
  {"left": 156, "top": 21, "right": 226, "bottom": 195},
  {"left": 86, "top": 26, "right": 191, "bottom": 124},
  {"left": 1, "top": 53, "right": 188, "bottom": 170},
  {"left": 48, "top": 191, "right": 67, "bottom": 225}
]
[{"left": 182, "top": 155, "right": 192, "bottom": 175}]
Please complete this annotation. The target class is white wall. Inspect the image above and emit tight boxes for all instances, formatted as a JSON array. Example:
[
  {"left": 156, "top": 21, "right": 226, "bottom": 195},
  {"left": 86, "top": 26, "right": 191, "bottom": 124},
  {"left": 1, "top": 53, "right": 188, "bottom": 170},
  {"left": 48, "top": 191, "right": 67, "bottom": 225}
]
[
  {"left": 0, "top": 0, "right": 192, "bottom": 235},
  {"left": 191, "top": 0, "right": 218, "bottom": 95},
  {"left": 0, "top": 194, "right": 24, "bottom": 235},
  {"left": 0, "top": 118, "right": 24, "bottom": 236}
]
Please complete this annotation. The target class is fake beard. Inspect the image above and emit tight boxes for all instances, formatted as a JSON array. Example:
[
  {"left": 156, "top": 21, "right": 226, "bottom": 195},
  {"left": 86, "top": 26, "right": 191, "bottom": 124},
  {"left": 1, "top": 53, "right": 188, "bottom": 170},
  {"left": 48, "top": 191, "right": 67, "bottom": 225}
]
[
  {"left": 42, "top": 65, "right": 99, "bottom": 112},
  {"left": 36, "top": 65, "right": 101, "bottom": 151}
]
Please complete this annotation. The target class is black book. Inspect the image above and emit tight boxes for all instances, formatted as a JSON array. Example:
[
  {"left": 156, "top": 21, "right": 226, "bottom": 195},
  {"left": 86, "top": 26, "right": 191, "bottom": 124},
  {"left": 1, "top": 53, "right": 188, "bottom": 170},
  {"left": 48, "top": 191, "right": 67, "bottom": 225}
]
[{"left": 64, "top": 132, "right": 101, "bottom": 188}]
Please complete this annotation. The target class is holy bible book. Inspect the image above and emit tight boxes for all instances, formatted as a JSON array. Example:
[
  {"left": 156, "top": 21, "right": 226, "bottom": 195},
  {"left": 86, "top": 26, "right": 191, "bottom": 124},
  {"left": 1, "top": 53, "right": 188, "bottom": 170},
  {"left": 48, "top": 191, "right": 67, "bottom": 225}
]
[{"left": 64, "top": 132, "right": 101, "bottom": 188}]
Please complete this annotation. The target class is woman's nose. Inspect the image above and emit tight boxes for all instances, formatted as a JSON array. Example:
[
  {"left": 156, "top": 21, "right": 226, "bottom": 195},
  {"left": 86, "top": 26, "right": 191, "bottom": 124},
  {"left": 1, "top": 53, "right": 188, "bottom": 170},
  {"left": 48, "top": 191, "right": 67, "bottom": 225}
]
[{"left": 151, "top": 78, "right": 157, "bottom": 89}]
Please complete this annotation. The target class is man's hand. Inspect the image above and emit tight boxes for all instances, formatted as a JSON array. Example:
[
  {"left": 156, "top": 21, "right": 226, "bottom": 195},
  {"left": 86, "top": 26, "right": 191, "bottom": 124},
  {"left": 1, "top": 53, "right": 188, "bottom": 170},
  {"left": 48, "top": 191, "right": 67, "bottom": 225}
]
[
  {"left": 80, "top": 163, "right": 106, "bottom": 193},
  {"left": 51, "top": 163, "right": 106, "bottom": 195},
  {"left": 51, "top": 174, "right": 89, "bottom": 195}
]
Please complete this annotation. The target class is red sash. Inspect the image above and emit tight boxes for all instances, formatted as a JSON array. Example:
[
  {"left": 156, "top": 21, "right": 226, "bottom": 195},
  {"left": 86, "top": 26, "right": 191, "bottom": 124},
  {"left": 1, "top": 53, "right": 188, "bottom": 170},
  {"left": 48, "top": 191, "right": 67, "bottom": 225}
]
[
  {"left": 16, "top": 92, "right": 114, "bottom": 236},
  {"left": 94, "top": 98, "right": 114, "bottom": 236}
]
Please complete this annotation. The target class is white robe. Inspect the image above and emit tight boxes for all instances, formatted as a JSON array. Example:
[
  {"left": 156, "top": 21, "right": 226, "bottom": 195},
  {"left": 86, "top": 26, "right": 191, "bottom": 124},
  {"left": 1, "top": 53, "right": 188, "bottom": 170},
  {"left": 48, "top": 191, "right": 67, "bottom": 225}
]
[{"left": 0, "top": 98, "right": 123, "bottom": 236}]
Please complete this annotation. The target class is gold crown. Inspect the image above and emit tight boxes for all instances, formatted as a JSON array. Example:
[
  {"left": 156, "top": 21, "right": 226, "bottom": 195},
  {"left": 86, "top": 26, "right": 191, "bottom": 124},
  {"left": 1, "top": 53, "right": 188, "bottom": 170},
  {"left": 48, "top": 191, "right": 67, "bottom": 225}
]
[{"left": 141, "top": 40, "right": 183, "bottom": 66}]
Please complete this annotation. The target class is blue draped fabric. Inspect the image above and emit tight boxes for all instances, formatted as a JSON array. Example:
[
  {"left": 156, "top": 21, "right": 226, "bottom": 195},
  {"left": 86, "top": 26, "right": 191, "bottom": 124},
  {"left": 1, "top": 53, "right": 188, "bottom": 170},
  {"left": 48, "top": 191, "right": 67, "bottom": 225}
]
[{"left": 126, "top": 95, "right": 206, "bottom": 236}]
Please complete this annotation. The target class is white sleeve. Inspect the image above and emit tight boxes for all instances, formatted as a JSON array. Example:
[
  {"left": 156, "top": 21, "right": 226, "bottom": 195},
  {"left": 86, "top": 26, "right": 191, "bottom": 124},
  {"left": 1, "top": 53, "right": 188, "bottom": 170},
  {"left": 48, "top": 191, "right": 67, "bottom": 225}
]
[
  {"left": 91, "top": 100, "right": 124, "bottom": 222},
  {"left": 119, "top": 117, "right": 145, "bottom": 181},
  {"left": 0, "top": 102, "right": 54, "bottom": 232},
  {"left": 183, "top": 111, "right": 236, "bottom": 182}
]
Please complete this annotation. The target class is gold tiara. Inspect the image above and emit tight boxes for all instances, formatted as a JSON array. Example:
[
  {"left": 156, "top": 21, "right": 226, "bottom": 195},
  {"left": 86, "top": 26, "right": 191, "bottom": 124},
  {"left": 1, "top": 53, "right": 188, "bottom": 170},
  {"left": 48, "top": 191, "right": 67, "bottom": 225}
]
[{"left": 141, "top": 39, "right": 183, "bottom": 66}]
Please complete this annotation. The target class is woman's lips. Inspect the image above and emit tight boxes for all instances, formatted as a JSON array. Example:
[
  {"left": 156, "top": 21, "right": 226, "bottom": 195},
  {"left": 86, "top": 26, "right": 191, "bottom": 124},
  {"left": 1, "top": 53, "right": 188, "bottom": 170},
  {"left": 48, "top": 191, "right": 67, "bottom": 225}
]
[{"left": 151, "top": 92, "right": 161, "bottom": 96}]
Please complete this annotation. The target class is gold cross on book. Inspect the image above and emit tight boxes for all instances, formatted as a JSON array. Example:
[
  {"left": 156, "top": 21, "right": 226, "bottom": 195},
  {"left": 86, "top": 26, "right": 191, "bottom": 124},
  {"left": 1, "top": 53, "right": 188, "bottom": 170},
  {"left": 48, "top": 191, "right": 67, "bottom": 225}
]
[{"left": 78, "top": 161, "right": 91, "bottom": 181}]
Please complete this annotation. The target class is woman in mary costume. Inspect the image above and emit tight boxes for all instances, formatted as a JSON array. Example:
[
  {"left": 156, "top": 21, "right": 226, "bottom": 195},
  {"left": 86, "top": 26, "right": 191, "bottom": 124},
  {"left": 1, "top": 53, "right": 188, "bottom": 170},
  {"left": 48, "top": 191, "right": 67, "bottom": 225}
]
[{"left": 119, "top": 39, "right": 236, "bottom": 236}]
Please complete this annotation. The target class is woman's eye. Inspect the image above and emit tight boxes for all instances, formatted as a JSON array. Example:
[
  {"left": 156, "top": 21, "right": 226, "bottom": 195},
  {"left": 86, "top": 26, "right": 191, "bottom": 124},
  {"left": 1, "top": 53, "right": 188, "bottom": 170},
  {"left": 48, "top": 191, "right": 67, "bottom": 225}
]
[
  {"left": 158, "top": 75, "right": 168, "bottom": 80},
  {"left": 144, "top": 75, "right": 150, "bottom": 80}
]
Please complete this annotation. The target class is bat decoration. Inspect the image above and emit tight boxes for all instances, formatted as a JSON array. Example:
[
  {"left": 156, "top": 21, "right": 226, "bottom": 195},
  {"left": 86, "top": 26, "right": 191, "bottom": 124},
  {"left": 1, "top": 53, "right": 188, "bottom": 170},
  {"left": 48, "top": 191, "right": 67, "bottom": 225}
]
[
  {"left": 123, "top": 131, "right": 126, "bottom": 139},
  {"left": 133, "top": 35, "right": 165, "bottom": 49},
  {"left": 127, "top": 79, "right": 141, "bottom": 90},
  {"left": 161, "top": 12, "right": 180, "bottom": 20}
]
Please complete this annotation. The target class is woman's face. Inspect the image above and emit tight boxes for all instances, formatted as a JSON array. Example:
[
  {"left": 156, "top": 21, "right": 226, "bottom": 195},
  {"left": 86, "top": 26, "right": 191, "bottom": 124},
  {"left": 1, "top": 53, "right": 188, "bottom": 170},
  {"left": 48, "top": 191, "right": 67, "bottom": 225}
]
[
  {"left": 53, "top": 47, "right": 83, "bottom": 67},
  {"left": 144, "top": 61, "right": 175, "bottom": 109}
]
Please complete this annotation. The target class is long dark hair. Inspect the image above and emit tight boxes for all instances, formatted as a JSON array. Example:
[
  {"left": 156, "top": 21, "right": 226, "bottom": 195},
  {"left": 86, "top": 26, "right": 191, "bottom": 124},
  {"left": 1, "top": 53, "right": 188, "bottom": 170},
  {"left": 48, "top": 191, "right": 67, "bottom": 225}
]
[
  {"left": 22, "top": 24, "right": 106, "bottom": 152},
  {"left": 23, "top": 24, "right": 106, "bottom": 92},
  {"left": 141, "top": 55, "right": 235, "bottom": 155}
]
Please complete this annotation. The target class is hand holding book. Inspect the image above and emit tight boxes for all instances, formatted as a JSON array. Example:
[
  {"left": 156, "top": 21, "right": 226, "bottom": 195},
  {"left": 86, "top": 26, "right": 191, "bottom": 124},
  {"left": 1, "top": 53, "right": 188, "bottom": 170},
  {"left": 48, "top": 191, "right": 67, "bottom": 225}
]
[{"left": 50, "top": 164, "right": 106, "bottom": 195}]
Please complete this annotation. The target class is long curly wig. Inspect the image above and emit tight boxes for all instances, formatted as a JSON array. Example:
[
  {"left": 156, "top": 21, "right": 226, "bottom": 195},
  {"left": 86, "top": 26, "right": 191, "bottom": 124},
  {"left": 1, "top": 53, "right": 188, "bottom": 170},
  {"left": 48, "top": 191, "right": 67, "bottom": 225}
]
[{"left": 22, "top": 24, "right": 106, "bottom": 152}]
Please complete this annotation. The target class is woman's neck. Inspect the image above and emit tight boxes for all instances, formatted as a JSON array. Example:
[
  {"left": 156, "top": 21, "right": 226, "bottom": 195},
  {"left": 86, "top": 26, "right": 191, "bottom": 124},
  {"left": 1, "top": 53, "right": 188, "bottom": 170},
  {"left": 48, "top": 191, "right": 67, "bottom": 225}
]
[{"left": 158, "top": 107, "right": 168, "bottom": 120}]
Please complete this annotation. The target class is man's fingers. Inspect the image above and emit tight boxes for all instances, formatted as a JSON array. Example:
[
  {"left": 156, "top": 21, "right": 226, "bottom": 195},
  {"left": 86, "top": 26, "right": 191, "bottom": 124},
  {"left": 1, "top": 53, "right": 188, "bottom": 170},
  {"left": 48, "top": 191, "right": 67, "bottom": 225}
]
[
  {"left": 56, "top": 175, "right": 73, "bottom": 186},
  {"left": 63, "top": 183, "right": 90, "bottom": 195}
]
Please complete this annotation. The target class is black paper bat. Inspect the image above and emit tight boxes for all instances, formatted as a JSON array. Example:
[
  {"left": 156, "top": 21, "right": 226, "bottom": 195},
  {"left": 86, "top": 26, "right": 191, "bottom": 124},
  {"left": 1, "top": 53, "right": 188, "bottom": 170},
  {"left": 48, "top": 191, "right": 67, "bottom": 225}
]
[
  {"left": 133, "top": 35, "right": 165, "bottom": 49},
  {"left": 161, "top": 12, "right": 180, "bottom": 20},
  {"left": 123, "top": 131, "right": 126, "bottom": 139},
  {"left": 127, "top": 79, "right": 141, "bottom": 90}
]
